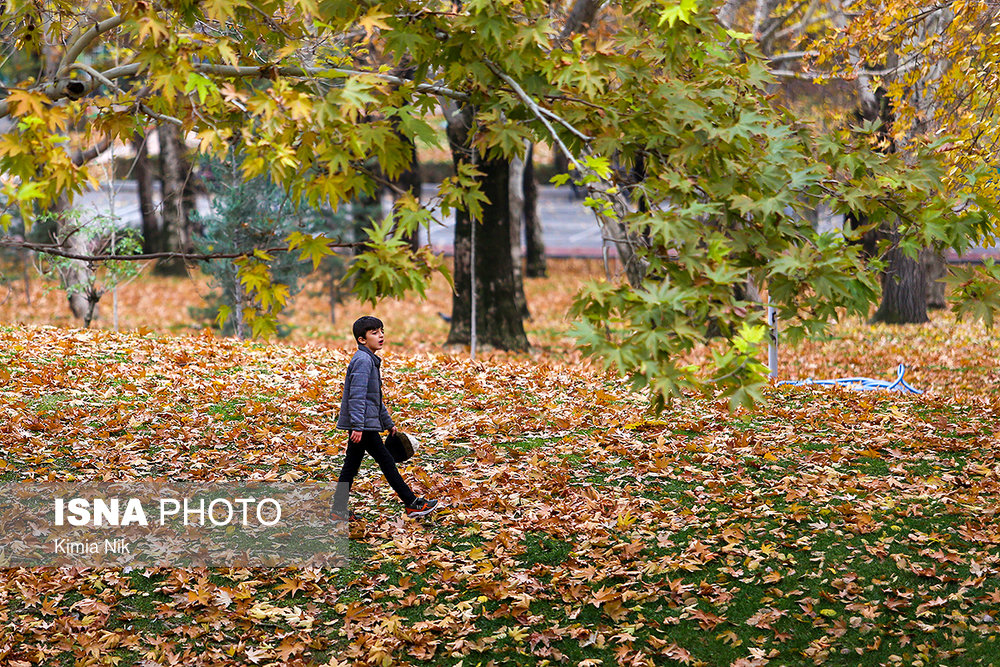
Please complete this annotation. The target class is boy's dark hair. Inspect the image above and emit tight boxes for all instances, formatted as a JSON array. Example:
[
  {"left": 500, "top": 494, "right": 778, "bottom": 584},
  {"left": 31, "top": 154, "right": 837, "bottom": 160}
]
[{"left": 352, "top": 316, "right": 384, "bottom": 343}]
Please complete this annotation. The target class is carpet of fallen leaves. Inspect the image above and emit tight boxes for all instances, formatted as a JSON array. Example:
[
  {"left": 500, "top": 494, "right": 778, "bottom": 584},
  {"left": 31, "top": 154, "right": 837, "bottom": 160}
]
[
  {"left": 1, "top": 260, "right": 999, "bottom": 667},
  {"left": 0, "top": 258, "right": 592, "bottom": 352}
]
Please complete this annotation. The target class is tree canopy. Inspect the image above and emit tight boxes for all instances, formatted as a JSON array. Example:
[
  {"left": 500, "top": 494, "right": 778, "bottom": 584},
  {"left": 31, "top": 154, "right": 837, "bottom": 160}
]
[{"left": 1, "top": 0, "right": 997, "bottom": 408}]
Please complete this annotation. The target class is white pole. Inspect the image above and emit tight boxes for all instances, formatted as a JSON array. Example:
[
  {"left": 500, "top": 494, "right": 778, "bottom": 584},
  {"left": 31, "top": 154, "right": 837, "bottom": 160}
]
[
  {"left": 110, "top": 35, "right": 119, "bottom": 332},
  {"left": 109, "top": 142, "right": 118, "bottom": 332},
  {"left": 470, "top": 213, "right": 477, "bottom": 362},
  {"left": 112, "top": 229, "right": 118, "bottom": 331},
  {"left": 469, "top": 145, "right": 478, "bottom": 362},
  {"left": 767, "top": 303, "right": 777, "bottom": 379}
]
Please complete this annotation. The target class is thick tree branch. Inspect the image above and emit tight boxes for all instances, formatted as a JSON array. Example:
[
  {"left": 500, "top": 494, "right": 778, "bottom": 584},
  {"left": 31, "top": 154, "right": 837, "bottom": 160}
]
[
  {"left": 771, "top": 69, "right": 822, "bottom": 79},
  {"left": 72, "top": 135, "right": 114, "bottom": 167},
  {"left": 771, "top": 59, "right": 920, "bottom": 79},
  {"left": 769, "top": 50, "right": 820, "bottom": 64},
  {"left": 0, "top": 60, "right": 469, "bottom": 120},
  {"left": 101, "top": 62, "right": 143, "bottom": 80},
  {"left": 58, "top": 14, "right": 127, "bottom": 75}
]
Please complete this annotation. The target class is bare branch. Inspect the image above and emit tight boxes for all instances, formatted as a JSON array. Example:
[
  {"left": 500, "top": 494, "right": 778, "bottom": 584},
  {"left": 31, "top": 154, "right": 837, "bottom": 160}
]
[
  {"left": 484, "top": 60, "right": 583, "bottom": 172},
  {"left": 58, "top": 14, "right": 127, "bottom": 75},
  {"left": 769, "top": 50, "right": 820, "bottom": 64},
  {"left": 0, "top": 59, "right": 469, "bottom": 121},
  {"left": 101, "top": 62, "right": 142, "bottom": 80},
  {"left": 757, "top": 0, "right": 812, "bottom": 44},
  {"left": 770, "top": 69, "right": 822, "bottom": 79},
  {"left": 753, "top": 0, "right": 779, "bottom": 44},
  {"left": 191, "top": 63, "right": 470, "bottom": 101},
  {"left": 716, "top": 0, "right": 752, "bottom": 29},
  {"left": 72, "top": 135, "right": 113, "bottom": 167},
  {"left": 352, "top": 162, "right": 409, "bottom": 198},
  {"left": 68, "top": 63, "right": 183, "bottom": 125},
  {"left": 774, "top": 6, "right": 829, "bottom": 41},
  {"left": 247, "top": 4, "right": 294, "bottom": 40},
  {"left": 484, "top": 58, "right": 649, "bottom": 287},
  {"left": 0, "top": 239, "right": 359, "bottom": 263},
  {"left": 771, "top": 57, "right": 921, "bottom": 79}
]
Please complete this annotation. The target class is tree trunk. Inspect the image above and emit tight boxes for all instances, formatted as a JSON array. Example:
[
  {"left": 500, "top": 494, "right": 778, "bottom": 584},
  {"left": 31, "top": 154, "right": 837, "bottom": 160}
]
[
  {"left": 232, "top": 278, "right": 249, "bottom": 339},
  {"left": 155, "top": 123, "right": 193, "bottom": 275},
  {"left": 553, "top": 149, "right": 570, "bottom": 178},
  {"left": 38, "top": 27, "right": 94, "bottom": 321},
  {"left": 523, "top": 144, "right": 547, "bottom": 278},
  {"left": 910, "top": 11, "right": 951, "bottom": 313},
  {"left": 921, "top": 249, "right": 948, "bottom": 309},
  {"left": 871, "top": 226, "right": 928, "bottom": 324},
  {"left": 133, "top": 130, "right": 163, "bottom": 254},
  {"left": 561, "top": 0, "right": 603, "bottom": 37},
  {"left": 853, "top": 78, "right": 931, "bottom": 322},
  {"left": 844, "top": 6, "right": 954, "bottom": 324},
  {"left": 445, "top": 108, "right": 529, "bottom": 351},
  {"left": 508, "top": 152, "right": 530, "bottom": 319},
  {"left": 51, "top": 196, "right": 99, "bottom": 325}
]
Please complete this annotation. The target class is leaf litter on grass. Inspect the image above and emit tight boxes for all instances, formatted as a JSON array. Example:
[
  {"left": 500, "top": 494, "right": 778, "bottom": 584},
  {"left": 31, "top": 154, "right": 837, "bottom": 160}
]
[{"left": 0, "top": 264, "right": 999, "bottom": 665}]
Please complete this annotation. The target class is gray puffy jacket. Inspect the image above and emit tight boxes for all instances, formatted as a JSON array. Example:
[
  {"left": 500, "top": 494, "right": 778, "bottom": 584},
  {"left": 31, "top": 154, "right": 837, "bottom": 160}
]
[{"left": 336, "top": 346, "right": 394, "bottom": 432}]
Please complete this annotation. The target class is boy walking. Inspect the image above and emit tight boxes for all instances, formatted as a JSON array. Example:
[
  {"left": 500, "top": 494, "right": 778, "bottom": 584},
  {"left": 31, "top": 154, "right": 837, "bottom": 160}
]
[{"left": 333, "top": 316, "right": 439, "bottom": 520}]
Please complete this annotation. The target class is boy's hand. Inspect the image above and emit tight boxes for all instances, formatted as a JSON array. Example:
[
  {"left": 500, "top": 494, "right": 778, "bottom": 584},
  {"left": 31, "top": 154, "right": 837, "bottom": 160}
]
[
  {"left": 389, "top": 427, "right": 397, "bottom": 436},
  {"left": 350, "top": 430, "right": 362, "bottom": 443}
]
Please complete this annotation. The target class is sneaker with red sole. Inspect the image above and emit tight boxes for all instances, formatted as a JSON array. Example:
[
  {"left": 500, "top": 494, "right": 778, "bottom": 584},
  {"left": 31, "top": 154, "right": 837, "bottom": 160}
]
[
  {"left": 332, "top": 509, "right": 358, "bottom": 522},
  {"left": 405, "top": 498, "right": 439, "bottom": 517}
]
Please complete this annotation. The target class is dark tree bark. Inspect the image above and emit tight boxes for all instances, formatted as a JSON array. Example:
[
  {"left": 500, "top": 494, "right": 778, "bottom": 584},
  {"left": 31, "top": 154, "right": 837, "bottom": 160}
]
[
  {"left": 523, "top": 144, "right": 547, "bottom": 278},
  {"left": 132, "top": 130, "right": 164, "bottom": 254},
  {"left": 553, "top": 149, "right": 570, "bottom": 177},
  {"left": 445, "top": 108, "right": 529, "bottom": 351},
  {"left": 853, "top": 89, "right": 931, "bottom": 324},
  {"left": 560, "top": 0, "right": 602, "bottom": 37},
  {"left": 921, "top": 249, "right": 948, "bottom": 309},
  {"left": 871, "top": 227, "right": 929, "bottom": 324},
  {"left": 155, "top": 123, "right": 195, "bottom": 275}
]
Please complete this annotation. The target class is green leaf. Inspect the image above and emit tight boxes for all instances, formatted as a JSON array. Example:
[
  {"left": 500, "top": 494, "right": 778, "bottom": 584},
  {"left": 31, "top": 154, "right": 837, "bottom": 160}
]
[
  {"left": 395, "top": 106, "right": 442, "bottom": 149},
  {"left": 215, "top": 304, "right": 232, "bottom": 328},
  {"left": 184, "top": 72, "right": 218, "bottom": 104},
  {"left": 287, "top": 232, "right": 336, "bottom": 270}
]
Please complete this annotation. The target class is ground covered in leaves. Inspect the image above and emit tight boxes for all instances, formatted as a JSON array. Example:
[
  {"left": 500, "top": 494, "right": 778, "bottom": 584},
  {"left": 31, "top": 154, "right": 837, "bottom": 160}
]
[{"left": 0, "top": 262, "right": 999, "bottom": 666}]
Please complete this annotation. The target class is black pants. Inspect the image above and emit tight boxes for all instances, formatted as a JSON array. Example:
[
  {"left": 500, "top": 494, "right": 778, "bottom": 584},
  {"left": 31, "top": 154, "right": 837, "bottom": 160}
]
[{"left": 334, "top": 431, "right": 416, "bottom": 512}]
